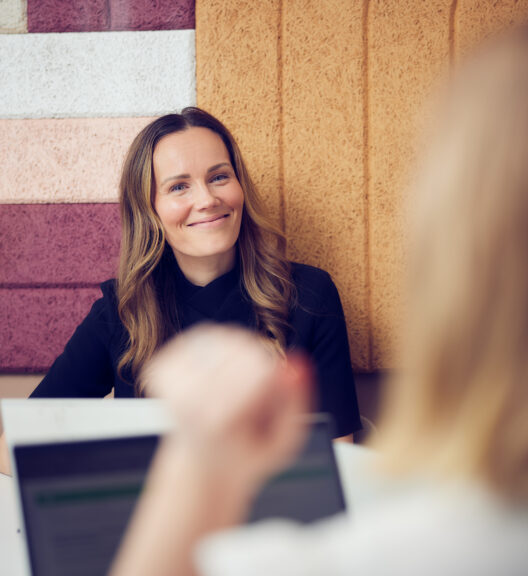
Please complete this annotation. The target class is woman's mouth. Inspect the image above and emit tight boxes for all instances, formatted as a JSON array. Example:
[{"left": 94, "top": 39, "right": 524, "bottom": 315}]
[{"left": 187, "top": 214, "right": 230, "bottom": 227}]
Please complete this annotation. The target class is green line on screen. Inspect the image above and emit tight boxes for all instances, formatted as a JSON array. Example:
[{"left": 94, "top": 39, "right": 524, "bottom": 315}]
[{"left": 35, "top": 484, "right": 142, "bottom": 506}]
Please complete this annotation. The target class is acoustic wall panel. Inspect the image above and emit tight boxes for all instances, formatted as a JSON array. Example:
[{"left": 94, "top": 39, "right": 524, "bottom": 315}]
[
  {"left": 0, "top": 118, "right": 152, "bottom": 203},
  {"left": 0, "top": 204, "right": 120, "bottom": 373},
  {"left": 26, "top": 0, "right": 195, "bottom": 33},
  {"left": 0, "top": 30, "right": 196, "bottom": 118},
  {"left": 109, "top": 0, "right": 194, "bottom": 31},
  {"left": 0, "top": 288, "right": 103, "bottom": 372},
  {"left": 0, "top": 204, "right": 120, "bottom": 284},
  {"left": 0, "top": 0, "right": 26, "bottom": 33},
  {"left": 27, "top": 0, "right": 109, "bottom": 32},
  {"left": 455, "top": 0, "right": 528, "bottom": 58},
  {"left": 282, "top": 1, "right": 370, "bottom": 369},
  {"left": 367, "top": 0, "right": 452, "bottom": 367}
]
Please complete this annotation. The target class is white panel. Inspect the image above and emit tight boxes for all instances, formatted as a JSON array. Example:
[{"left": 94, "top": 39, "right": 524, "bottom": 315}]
[{"left": 0, "top": 30, "right": 196, "bottom": 118}]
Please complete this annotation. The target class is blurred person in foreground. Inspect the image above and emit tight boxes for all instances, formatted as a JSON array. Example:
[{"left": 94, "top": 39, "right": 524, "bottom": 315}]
[{"left": 110, "top": 27, "right": 528, "bottom": 576}]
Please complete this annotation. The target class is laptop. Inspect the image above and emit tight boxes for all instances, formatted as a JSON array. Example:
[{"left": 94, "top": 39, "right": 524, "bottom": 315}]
[{"left": 4, "top": 402, "right": 345, "bottom": 576}]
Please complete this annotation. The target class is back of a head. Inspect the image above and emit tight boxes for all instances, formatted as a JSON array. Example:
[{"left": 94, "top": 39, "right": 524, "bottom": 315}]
[{"left": 379, "top": 27, "right": 528, "bottom": 501}]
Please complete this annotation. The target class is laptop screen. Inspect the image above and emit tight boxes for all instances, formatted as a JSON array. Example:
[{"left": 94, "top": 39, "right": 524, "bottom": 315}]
[{"left": 14, "top": 418, "right": 346, "bottom": 576}]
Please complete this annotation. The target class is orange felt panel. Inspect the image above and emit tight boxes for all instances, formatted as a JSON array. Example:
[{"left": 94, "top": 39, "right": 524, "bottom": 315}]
[
  {"left": 367, "top": 0, "right": 452, "bottom": 368},
  {"left": 195, "top": 0, "right": 282, "bottom": 224},
  {"left": 282, "top": 1, "right": 370, "bottom": 369},
  {"left": 455, "top": 0, "right": 528, "bottom": 59}
]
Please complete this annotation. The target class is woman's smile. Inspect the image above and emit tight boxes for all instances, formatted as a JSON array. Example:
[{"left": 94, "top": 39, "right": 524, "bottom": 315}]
[{"left": 187, "top": 213, "right": 231, "bottom": 227}]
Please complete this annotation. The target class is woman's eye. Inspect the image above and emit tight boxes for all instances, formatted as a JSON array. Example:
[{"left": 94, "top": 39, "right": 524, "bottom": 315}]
[
  {"left": 211, "top": 173, "right": 229, "bottom": 183},
  {"left": 169, "top": 182, "right": 187, "bottom": 193}
]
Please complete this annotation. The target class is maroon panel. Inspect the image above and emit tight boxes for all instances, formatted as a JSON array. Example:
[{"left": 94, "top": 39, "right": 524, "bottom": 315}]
[
  {"left": 110, "top": 0, "right": 195, "bottom": 31},
  {"left": 0, "top": 204, "right": 120, "bottom": 285},
  {"left": 27, "top": 0, "right": 110, "bottom": 33},
  {"left": 0, "top": 288, "right": 101, "bottom": 372}
]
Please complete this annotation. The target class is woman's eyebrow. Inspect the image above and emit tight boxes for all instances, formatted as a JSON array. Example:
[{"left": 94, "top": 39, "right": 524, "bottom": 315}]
[
  {"left": 207, "top": 162, "right": 231, "bottom": 173},
  {"left": 160, "top": 163, "right": 231, "bottom": 187},
  {"left": 160, "top": 173, "right": 190, "bottom": 186}
]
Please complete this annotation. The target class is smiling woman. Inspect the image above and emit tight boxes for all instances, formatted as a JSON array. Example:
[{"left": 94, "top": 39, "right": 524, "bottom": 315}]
[{"left": 24, "top": 108, "right": 362, "bottom": 439}]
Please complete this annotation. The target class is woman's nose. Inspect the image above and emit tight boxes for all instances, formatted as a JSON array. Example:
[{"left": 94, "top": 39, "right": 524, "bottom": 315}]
[{"left": 194, "top": 181, "right": 220, "bottom": 209}]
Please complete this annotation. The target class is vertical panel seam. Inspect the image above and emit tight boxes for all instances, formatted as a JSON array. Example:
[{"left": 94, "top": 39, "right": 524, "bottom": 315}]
[
  {"left": 362, "top": 0, "right": 373, "bottom": 371},
  {"left": 449, "top": 0, "right": 458, "bottom": 67},
  {"left": 107, "top": 0, "right": 112, "bottom": 30},
  {"left": 277, "top": 0, "right": 286, "bottom": 234}
]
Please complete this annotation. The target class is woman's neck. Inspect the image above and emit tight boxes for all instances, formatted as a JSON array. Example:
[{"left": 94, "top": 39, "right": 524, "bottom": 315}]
[{"left": 174, "top": 249, "right": 236, "bottom": 287}]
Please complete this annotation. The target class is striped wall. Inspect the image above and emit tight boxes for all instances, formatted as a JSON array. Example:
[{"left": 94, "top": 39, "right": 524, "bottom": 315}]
[
  {"left": 0, "top": 0, "right": 196, "bottom": 376},
  {"left": 2, "top": 0, "right": 528, "bottom": 388}
]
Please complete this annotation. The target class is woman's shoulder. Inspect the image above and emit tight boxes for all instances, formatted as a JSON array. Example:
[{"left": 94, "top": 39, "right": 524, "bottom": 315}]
[
  {"left": 289, "top": 262, "right": 339, "bottom": 308},
  {"left": 87, "top": 279, "right": 120, "bottom": 324},
  {"left": 99, "top": 278, "right": 118, "bottom": 301},
  {"left": 290, "top": 262, "right": 332, "bottom": 284}
]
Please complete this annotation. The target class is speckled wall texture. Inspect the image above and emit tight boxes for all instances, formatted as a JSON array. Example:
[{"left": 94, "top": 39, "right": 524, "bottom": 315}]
[
  {"left": 196, "top": 0, "right": 528, "bottom": 371},
  {"left": 0, "top": 31, "right": 195, "bottom": 118},
  {"left": 26, "top": 0, "right": 194, "bottom": 32},
  {"left": 0, "top": 204, "right": 120, "bottom": 371}
]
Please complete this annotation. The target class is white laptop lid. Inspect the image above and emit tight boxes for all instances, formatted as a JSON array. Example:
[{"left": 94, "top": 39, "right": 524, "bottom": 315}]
[
  {"left": 12, "top": 415, "right": 345, "bottom": 576},
  {"left": 0, "top": 399, "right": 175, "bottom": 576},
  {"left": 1, "top": 398, "right": 174, "bottom": 448}
]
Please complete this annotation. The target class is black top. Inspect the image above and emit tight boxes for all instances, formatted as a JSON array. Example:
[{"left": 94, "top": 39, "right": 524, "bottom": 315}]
[{"left": 31, "top": 260, "right": 361, "bottom": 437}]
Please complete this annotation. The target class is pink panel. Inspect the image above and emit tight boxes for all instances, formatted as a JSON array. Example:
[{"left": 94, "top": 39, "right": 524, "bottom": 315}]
[
  {"left": 26, "top": 0, "right": 195, "bottom": 32},
  {"left": 0, "top": 204, "right": 120, "bottom": 284},
  {"left": 110, "top": 0, "right": 195, "bottom": 30},
  {"left": 28, "top": 0, "right": 110, "bottom": 33},
  {"left": 0, "top": 118, "right": 153, "bottom": 204},
  {"left": 0, "top": 288, "right": 101, "bottom": 372}
]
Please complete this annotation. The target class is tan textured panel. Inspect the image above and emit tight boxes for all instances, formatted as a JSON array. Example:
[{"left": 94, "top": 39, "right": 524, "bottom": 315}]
[
  {"left": 0, "top": 117, "right": 153, "bottom": 203},
  {"left": 369, "top": 0, "right": 452, "bottom": 368},
  {"left": 282, "top": 1, "right": 369, "bottom": 370},
  {"left": 0, "top": 0, "right": 27, "bottom": 33},
  {"left": 455, "top": 0, "right": 528, "bottom": 58},
  {"left": 195, "top": 0, "right": 282, "bottom": 223}
]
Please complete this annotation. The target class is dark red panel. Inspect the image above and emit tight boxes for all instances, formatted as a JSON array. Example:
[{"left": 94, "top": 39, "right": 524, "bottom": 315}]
[
  {"left": 27, "top": 0, "right": 110, "bottom": 33},
  {"left": 110, "top": 0, "right": 195, "bottom": 31},
  {"left": 0, "top": 288, "right": 101, "bottom": 372},
  {"left": 0, "top": 204, "right": 120, "bottom": 285}
]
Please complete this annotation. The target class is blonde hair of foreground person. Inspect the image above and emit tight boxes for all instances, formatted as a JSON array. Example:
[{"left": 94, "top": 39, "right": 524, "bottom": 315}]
[
  {"left": 377, "top": 27, "right": 528, "bottom": 500},
  {"left": 110, "top": 27, "right": 528, "bottom": 576}
]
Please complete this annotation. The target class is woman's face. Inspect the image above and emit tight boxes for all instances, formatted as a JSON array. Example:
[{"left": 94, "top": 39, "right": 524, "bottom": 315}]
[{"left": 153, "top": 127, "right": 244, "bottom": 281}]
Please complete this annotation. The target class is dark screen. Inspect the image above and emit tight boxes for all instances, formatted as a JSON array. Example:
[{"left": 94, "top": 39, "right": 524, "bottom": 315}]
[{"left": 15, "top": 418, "right": 345, "bottom": 576}]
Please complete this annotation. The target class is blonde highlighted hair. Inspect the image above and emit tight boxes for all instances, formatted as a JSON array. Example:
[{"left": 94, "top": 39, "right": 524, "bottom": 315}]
[
  {"left": 117, "top": 108, "right": 294, "bottom": 386},
  {"left": 377, "top": 28, "right": 528, "bottom": 500}
]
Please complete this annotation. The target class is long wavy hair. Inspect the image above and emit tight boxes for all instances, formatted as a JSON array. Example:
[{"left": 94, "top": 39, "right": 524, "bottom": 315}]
[
  {"left": 377, "top": 28, "right": 528, "bottom": 501},
  {"left": 117, "top": 108, "right": 295, "bottom": 387}
]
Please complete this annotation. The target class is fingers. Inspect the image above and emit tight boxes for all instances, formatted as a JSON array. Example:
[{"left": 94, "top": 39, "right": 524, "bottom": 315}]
[
  {"left": 139, "top": 324, "right": 315, "bottom": 496},
  {"left": 250, "top": 354, "right": 313, "bottom": 475},
  {"left": 141, "top": 324, "right": 281, "bottom": 424}
]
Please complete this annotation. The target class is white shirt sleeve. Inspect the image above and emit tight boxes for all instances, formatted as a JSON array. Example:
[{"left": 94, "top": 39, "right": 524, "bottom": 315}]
[
  {"left": 194, "top": 485, "right": 528, "bottom": 576},
  {"left": 195, "top": 515, "right": 352, "bottom": 576}
]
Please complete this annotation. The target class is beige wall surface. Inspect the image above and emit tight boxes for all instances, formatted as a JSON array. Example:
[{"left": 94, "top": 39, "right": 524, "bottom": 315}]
[{"left": 196, "top": 0, "right": 528, "bottom": 371}]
